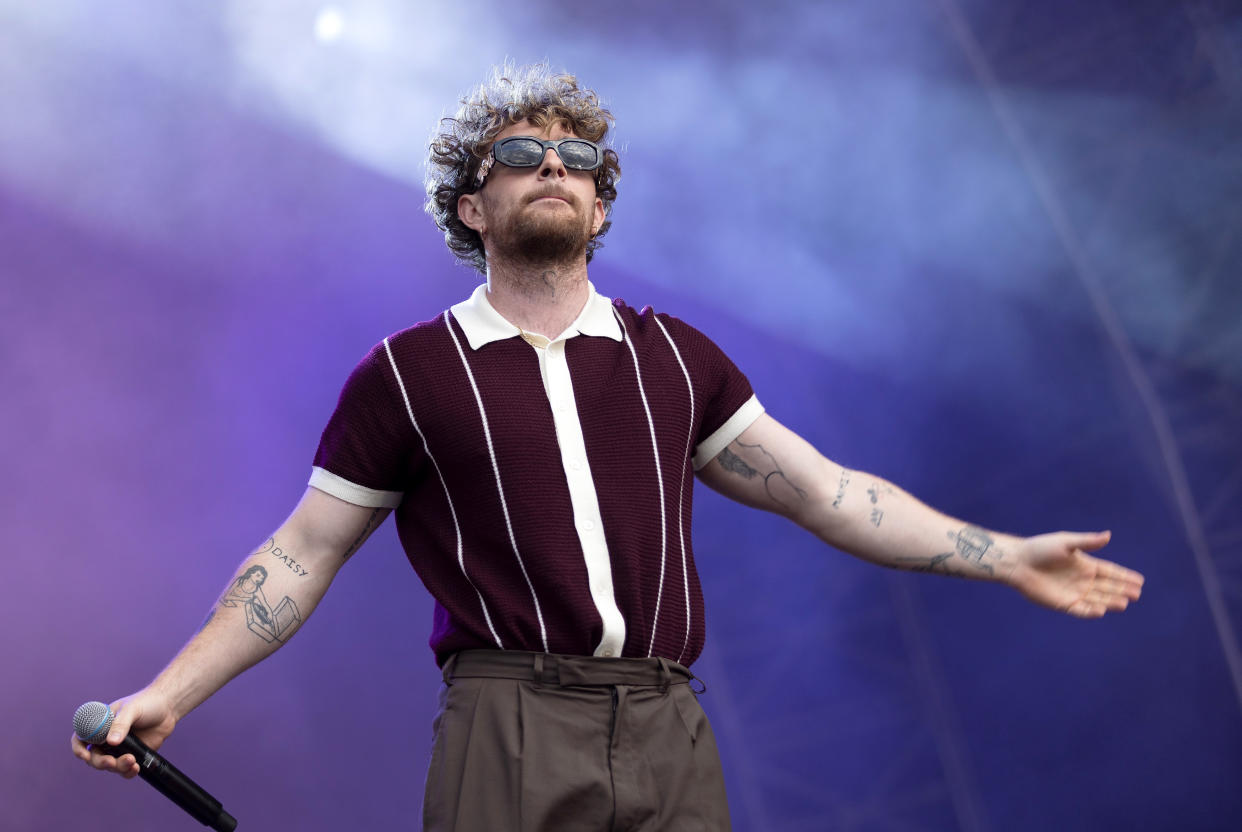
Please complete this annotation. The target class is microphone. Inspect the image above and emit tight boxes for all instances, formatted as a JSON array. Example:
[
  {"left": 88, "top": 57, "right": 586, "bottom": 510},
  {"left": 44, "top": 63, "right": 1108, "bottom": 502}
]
[{"left": 73, "top": 701, "right": 238, "bottom": 831}]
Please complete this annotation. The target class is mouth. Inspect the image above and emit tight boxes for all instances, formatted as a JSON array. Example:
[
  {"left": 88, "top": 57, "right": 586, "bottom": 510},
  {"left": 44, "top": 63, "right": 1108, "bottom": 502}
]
[{"left": 529, "top": 193, "right": 571, "bottom": 205}]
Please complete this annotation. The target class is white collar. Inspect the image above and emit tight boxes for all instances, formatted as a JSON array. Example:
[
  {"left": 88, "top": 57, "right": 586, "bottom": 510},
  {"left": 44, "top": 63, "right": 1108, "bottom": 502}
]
[{"left": 449, "top": 281, "right": 622, "bottom": 351}]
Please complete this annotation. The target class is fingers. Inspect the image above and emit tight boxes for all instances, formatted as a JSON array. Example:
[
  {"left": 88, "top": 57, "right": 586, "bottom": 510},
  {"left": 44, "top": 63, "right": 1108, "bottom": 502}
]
[
  {"left": 106, "top": 698, "right": 136, "bottom": 747},
  {"left": 1101, "top": 562, "right": 1145, "bottom": 597},
  {"left": 72, "top": 731, "right": 141, "bottom": 776}
]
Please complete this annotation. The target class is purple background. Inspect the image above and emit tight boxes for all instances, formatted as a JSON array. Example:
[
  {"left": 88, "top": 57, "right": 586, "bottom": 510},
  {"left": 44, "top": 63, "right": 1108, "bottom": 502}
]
[{"left": 6, "top": 1, "right": 1242, "bottom": 829}]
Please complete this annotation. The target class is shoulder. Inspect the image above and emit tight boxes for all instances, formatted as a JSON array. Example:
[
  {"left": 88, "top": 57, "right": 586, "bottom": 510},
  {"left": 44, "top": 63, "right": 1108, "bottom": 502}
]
[
  {"left": 609, "top": 298, "right": 715, "bottom": 347},
  {"left": 336, "top": 312, "right": 455, "bottom": 395}
]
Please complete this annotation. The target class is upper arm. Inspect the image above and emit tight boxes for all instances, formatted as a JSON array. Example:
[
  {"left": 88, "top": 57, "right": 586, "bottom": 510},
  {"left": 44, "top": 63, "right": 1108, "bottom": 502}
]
[
  {"left": 274, "top": 486, "right": 392, "bottom": 575},
  {"left": 695, "top": 413, "right": 840, "bottom": 523}
]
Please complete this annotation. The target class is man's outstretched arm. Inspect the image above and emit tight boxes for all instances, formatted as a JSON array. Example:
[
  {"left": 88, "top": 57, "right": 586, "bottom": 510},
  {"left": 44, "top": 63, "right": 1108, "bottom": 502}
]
[
  {"left": 70, "top": 486, "right": 390, "bottom": 777},
  {"left": 696, "top": 413, "right": 1144, "bottom": 617}
]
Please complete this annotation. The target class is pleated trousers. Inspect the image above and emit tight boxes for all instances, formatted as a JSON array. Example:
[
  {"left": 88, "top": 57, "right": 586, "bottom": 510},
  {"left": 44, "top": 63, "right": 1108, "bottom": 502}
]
[{"left": 422, "top": 650, "right": 732, "bottom": 832}]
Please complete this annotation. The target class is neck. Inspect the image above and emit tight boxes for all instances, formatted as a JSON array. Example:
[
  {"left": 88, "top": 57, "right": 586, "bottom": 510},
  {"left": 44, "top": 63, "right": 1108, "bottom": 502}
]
[{"left": 484, "top": 256, "right": 591, "bottom": 339}]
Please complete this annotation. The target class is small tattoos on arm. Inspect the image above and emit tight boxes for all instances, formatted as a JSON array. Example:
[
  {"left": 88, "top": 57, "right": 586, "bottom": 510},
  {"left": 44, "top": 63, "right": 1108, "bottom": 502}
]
[
  {"left": 832, "top": 469, "right": 851, "bottom": 509},
  {"left": 896, "top": 526, "right": 1004, "bottom": 578},
  {"left": 896, "top": 552, "right": 955, "bottom": 574},
  {"left": 217, "top": 563, "right": 303, "bottom": 643},
  {"left": 714, "top": 441, "right": 808, "bottom": 511},
  {"left": 865, "top": 481, "right": 892, "bottom": 527},
  {"left": 717, "top": 447, "right": 758, "bottom": 479},
  {"left": 343, "top": 508, "right": 383, "bottom": 561}
]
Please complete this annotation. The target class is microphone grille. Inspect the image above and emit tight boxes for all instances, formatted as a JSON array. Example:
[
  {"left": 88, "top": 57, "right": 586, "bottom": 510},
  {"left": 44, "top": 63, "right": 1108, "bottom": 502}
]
[{"left": 73, "top": 701, "right": 114, "bottom": 744}]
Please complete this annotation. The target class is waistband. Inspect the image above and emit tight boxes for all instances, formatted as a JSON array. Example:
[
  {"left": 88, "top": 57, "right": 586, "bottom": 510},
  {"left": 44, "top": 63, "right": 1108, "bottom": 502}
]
[{"left": 442, "top": 649, "right": 701, "bottom": 691}]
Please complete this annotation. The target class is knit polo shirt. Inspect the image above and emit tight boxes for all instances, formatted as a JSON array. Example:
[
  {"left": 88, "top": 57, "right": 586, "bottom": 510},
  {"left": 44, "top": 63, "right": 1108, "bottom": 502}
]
[{"left": 309, "top": 283, "right": 764, "bottom": 667}]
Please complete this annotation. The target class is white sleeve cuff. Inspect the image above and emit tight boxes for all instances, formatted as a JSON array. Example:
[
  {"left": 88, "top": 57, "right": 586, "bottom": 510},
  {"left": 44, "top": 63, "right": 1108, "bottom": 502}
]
[
  {"left": 692, "top": 395, "right": 765, "bottom": 470},
  {"left": 309, "top": 466, "right": 403, "bottom": 508}
]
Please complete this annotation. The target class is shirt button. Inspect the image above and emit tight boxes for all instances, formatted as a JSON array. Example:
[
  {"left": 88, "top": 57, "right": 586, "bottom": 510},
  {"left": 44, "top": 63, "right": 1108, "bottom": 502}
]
[
  {"left": 571, "top": 460, "right": 583, "bottom": 470},
  {"left": 602, "top": 649, "right": 615, "bottom": 657},
  {"left": 581, "top": 520, "right": 595, "bottom": 531}
]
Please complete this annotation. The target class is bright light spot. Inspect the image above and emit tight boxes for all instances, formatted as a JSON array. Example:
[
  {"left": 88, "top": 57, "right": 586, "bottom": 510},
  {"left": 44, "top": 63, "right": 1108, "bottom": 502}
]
[{"left": 314, "top": 8, "right": 345, "bottom": 43}]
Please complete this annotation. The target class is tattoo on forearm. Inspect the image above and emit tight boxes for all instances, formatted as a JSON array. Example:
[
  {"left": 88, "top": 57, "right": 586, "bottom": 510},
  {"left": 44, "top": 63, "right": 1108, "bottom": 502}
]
[
  {"left": 218, "top": 563, "right": 303, "bottom": 644},
  {"left": 895, "top": 526, "right": 1003, "bottom": 577},
  {"left": 716, "top": 441, "right": 808, "bottom": 511},
  {"left": 896, "top": 552, "right": 956, "bottom": 574},
  {"left": 832, "top": 469, "right": 851, "bottom": 509},
  {"left": 866, "top": 482, "right": 893, "bottom": 527},
  {"left": 343, "top": 508, "right": 383, "bottom": 561},
  {"left": 867, "top": 482, "right": 892, "bottom": 504},
  {"left": 256, "top": 537, "right": 310, "bottom": 577},
  {"left": 951, "top": 526, "right": 1001, "bottom": 569},
  {"left": 717, "top": 447, "right": 758, "bottom": 479}
]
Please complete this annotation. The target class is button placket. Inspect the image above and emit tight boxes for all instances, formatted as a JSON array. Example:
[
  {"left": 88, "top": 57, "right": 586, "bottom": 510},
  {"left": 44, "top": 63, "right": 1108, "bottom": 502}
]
[{"left": 539, "top": 338, "right": 626, "bottom": 658}]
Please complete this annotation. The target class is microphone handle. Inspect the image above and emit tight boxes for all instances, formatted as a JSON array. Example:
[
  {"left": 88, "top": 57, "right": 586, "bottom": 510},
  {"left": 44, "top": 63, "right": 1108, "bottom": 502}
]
[{"left": 97, "top": 735, "right": 237, "bottom": 831}]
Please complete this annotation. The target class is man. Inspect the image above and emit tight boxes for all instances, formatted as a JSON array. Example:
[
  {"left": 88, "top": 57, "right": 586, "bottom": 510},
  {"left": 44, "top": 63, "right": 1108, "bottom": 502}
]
[{"left": 72, "top": 65, "right": 1145, "bottom": 831}]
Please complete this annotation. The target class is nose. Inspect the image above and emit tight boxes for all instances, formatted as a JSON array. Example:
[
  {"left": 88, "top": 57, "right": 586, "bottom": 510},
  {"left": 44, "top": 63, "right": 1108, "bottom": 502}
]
[{"left": 537, "top": 147, "right": 568, "bottom": 180}]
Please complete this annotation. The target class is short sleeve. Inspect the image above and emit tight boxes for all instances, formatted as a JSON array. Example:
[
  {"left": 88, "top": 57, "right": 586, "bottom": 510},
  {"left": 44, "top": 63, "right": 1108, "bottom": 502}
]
[
  {"left": 656, "top": 315, "right": 765, "bottom": 469},
  {"left": 310, "top": 342, "right": 414, "bottom": 508}
]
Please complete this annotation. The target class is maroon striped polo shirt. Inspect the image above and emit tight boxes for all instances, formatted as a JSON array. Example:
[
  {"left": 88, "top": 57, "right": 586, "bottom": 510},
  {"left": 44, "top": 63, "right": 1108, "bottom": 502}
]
[{"left": 310, "top": 283, "right": 763, "bottom": 667}]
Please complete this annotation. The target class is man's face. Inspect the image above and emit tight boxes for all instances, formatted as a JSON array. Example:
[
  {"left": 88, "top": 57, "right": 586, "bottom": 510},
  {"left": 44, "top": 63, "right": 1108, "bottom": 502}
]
[{"left": 458, "top": 119, "right": 606, "bottom": 267}]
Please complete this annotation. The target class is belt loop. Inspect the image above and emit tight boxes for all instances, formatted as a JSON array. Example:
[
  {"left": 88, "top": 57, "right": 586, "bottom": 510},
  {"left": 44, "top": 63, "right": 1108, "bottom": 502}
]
[
  {"left": 534, "top": 653, "right": 545, "bottom": 686},
  {"left": 441, "top": 652, "right": 459, "bottom": 687},
  {"left": 688, "top": 672, "right": 707, "bottom": 695},
  {"left": 656, "top": 657, "right": 671, "bottom": 693}
]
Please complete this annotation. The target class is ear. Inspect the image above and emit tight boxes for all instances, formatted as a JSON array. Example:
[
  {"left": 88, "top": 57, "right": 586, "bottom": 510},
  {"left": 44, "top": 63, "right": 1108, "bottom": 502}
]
[
  {"left": 458, "top": 192, "right": 487, "bottom": 235},
  {"left": 590, "top": 197, "right": 605, "bottom": 237}
]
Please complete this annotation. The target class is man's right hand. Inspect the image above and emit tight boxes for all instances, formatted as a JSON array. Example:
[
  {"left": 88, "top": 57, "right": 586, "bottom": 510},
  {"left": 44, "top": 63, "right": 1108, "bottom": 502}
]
[
  {"left": 70, "top": 687, "right": 177, "bottom": 779},
  {"left": 69, "top": 488, "right": 390, "bottom": 780}
]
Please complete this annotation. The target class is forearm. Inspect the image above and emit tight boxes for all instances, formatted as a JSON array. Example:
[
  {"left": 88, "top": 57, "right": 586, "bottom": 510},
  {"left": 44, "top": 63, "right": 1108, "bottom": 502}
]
[
  {"left": 149, "top": 533, "right": 339, "bottom": 721},
  {"left": 699, "top": 416, "right": 1019, "bottom": 582},
  {"left": 799, "top": 467, "right": 1019, "bottom": 582}
]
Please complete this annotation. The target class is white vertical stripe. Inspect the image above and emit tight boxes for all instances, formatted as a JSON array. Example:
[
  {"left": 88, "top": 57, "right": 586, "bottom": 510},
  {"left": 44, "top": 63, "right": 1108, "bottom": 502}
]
[
  {"left": 652, "top": 316, "right": 696, "bottom": 665},
  {"left": 444, "top": 315, "right": 550, "bottom": 653},
  {"left": 383, "top": 337, "right": 503, "bottom": 649},
  {"left": 537, "top": 340, "right": 627, "bottom": 658},
  {"left": 613, "top": 310, "right": 669, "bottom": 658}
]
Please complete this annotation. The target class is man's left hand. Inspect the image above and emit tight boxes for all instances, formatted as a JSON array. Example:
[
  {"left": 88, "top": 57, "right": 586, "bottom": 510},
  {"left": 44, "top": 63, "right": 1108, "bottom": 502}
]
[{"left": 1009, "top": 531, "right": 1145, "bottom": 618}]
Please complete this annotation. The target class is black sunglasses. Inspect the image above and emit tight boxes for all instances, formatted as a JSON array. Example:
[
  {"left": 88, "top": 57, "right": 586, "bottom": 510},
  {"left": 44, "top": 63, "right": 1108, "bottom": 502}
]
[{"left": 475, "top": 136, "right": 604, "bottom": 186}]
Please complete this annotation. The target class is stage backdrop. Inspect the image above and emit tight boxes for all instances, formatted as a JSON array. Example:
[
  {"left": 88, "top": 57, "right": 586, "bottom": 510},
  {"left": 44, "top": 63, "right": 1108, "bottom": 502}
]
[{"left": 4, "top": 1, "right": 1241, "bottom": 829}]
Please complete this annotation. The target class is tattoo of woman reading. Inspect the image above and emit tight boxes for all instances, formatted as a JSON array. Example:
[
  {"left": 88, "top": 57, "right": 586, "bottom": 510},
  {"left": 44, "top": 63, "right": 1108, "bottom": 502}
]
[{"left": 716, "top": 441, "right": 808, "bottom": 511}]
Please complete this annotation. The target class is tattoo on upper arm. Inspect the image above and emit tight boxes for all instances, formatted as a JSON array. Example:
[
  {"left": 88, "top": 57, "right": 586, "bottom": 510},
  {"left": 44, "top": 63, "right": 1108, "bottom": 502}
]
[
  {"left": 717, "top": 447, "right": 758, "bottom": 479},
  {"left": 715, "top": 441, "right": 808, "bottom": 511},
  {"left": 218, "top": 562, "right": 303, "bottom": 643},
  {"left": 343, "top": 508, "right": 384, "bottom": 561}
]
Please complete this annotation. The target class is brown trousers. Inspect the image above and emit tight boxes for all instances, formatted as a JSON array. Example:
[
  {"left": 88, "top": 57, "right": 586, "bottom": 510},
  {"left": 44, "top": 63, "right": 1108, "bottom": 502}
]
[{"left": 422, "top": 650, "right": 732, "bottom": 832}]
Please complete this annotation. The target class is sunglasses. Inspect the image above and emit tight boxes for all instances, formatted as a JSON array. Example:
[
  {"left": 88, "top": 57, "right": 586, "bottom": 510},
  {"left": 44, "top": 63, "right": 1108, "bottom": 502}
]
[{"left": 475, "top": 136, "right": 604, "bottom": 187}]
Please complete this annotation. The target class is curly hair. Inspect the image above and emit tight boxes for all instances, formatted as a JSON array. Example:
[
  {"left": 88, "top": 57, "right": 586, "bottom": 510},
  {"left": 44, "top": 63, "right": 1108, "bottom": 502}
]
[{"left": 425, "top": 63, "right": 622, "bottom": 274}]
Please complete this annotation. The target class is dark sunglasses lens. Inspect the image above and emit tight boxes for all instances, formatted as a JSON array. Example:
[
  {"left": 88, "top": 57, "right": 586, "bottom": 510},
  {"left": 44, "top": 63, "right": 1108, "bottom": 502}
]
[
  {"left": 497, "top": 138, "right": 547, "bottom": 166},
  {"left": 557, "top": 140, "right": 600, "bottom": 170}
]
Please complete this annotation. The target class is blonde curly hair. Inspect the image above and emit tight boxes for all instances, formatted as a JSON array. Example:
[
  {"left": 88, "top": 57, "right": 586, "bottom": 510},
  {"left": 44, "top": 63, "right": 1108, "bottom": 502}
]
[{"left": 425, "top": 63, "right": 622, "bottom": 274}]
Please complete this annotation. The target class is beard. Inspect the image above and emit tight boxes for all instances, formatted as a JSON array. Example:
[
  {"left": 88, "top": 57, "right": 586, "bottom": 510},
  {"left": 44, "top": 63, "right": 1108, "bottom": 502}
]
[{"left": 486, "top": 191, "right": 593, "bottom": 268}]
